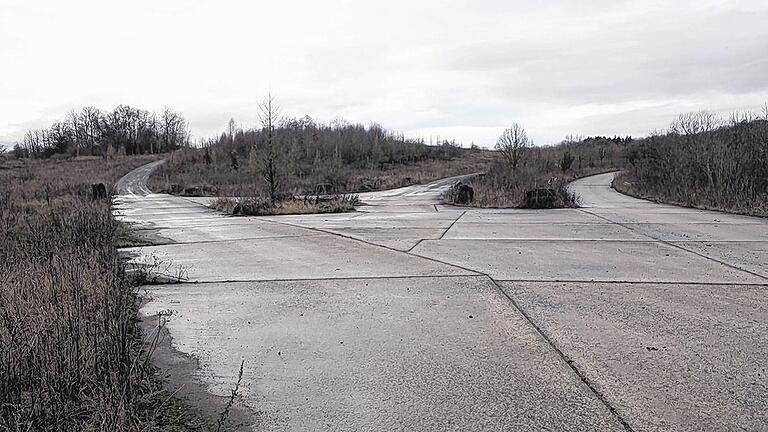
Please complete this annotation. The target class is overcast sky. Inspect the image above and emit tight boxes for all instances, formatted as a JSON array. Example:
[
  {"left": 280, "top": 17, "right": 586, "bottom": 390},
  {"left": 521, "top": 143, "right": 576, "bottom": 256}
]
[{"left": 1, "top": 0, "right": 767, "bottom": 148}]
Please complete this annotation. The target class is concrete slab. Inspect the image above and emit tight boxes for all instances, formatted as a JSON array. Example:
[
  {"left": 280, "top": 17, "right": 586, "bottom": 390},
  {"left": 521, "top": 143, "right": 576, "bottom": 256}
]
[
  {"left": 116, "top": 162, "right": 768, "bottom": 431},
  {"left": 624, "top": 222, "right": 768, "bottom": 242},
  {"left": 458, "top": 209, "right": 603, "bottom": 224},
  {"left": 266, "top": 211, "right": 458, "bottom": 230},
  {"left": 411, "top": 239, "right": 765, "bottom": 284},
  {"left": 585, "top": 208, "right": 768, "bottom": 225},
  {"left": 125, "top": 234, "right": 475, "bottom": 282},
  {"left": 672, "top": 241, "right": 768, "bottom": 279},
  {"left": 149, "top": 222, "right": 319, "bottom": 244},
  {"left": 141, "top": 276, "right": 625, "bottom": 432},
  {"left": 444, "top": 222, "right": 648, "bottom": 241},
  {"left": 319, "top": 227, "right": 446, "bottom": 251},
  {"left": 501, "top": 281, "right": 768, "bottom": 432},
  {"left": 359, "top": 204, "right": 441, "bottom": 213}
]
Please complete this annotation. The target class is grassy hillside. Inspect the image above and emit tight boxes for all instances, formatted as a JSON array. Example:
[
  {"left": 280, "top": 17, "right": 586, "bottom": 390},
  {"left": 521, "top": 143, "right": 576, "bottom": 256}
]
[{"left": 149, "top": 117, "right": 493, "bottom": 198}]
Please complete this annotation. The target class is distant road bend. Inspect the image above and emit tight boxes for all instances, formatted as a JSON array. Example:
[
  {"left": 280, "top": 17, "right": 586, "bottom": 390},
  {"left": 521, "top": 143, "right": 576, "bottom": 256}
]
[
  {"left": 114, "top": 159, "right": 164, "bottom": 196},
  {"left": 114, "top": 163, "right": 768, "bottom": 432}
]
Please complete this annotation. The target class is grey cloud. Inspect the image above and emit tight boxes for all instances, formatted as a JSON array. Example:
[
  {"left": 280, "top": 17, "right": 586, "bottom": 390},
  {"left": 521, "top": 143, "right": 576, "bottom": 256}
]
[{"left": 441, "top": 6, "right": 768, "bottom": 105}]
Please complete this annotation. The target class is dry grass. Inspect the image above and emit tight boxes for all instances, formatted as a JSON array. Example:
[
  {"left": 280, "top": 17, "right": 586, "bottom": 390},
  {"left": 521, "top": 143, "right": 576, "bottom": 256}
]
[
  {"left": 613, "top": 172, "right": 768, "bottom": 218},
  {"left": 211, "top": 194, "right": 359, "bottom": 216},
  {"left": 0, "top": 155, "right": 207, "bottom": 431}
]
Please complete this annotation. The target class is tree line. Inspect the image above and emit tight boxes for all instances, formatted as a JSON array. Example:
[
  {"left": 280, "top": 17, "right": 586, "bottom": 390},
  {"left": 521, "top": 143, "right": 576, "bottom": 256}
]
[
  {"left": 208, "top": 116, "right": 463, "bottom": 174},
  {"left": 186, "top": 97, "right": 464, "bottom": 192},
  {"left": 14, "top": 105, "right": 189, "bottom": 158},
  {"left": 151, "top": 95, "right": 471, "bottom": 200},
  {"left": 620, "top": 109, "right": 768, "bottom": 214},
  {"left": 459, "top": 123, "right": 629, "bottom": 208}
]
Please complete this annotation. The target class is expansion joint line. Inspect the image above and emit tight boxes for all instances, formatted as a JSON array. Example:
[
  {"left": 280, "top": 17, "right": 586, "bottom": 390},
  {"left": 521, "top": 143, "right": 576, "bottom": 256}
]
[
  {"left": 487, "top": 275, "right": 636, "bottom": 432},
  {"left": 576, "top": 208, "right": 768, "bottom": 282},
  {"left": 439, "top": 210, "right": 467, "bottom": 240},
  {"left": 260, "top": 210, "right": 637, "bottom": 428},
  {"left": 258, "top": 217, "right": 483, "bottom": 276}
]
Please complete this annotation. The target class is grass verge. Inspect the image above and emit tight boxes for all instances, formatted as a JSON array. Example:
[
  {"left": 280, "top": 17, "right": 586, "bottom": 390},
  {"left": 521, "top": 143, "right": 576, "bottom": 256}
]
[{"left": 0, "top": 154, "right": 212, "bottom": 431}]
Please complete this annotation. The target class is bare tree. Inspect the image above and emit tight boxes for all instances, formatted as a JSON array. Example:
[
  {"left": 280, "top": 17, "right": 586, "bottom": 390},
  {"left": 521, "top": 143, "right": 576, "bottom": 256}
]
[
  {"left": 669, "top": 111, "right": 722, "bottom": 135},
  {"left": 81, "top": 106, "right": 103, "bottom": 153},
  {"left": 68, "top": 109, "right": 82, "bottom": 157},
  {"left": 228, "top": 118, "right": 237, "bottom": 145},
  {"left": 258, "top": 94, "right": 281, "bottom": 206},
  {"left": 161, "top": 107, "right": 188, "bottom": 150},
  {"left": 495, "top": 123, "right": 530, "bottom": 173}
]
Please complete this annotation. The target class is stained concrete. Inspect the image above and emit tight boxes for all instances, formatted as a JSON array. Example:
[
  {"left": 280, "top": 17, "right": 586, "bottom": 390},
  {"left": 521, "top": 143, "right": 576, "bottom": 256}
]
[{"left": 115, "top": 165, "right": 768, "bottom": 431}]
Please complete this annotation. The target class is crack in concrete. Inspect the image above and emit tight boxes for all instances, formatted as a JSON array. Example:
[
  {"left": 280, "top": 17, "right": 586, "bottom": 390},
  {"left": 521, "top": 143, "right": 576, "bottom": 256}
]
[{"left": 258, "top": 217, "right": 484, "bottom": 276}]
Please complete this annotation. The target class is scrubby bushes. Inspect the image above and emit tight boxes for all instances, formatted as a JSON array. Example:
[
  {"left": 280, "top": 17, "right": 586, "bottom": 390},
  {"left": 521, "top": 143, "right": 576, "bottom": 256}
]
[
  {"left": 452, "top": 126, "right": 626, "bottom": 208},
  {"left": 149, "top": 111, "right": 491, "bottom": 199},
  {"left": 617, "top": 111, "right": 768, "bottom": 216},
  {"left": 211, "top": 194, "right": 360, "bottom": 216}
]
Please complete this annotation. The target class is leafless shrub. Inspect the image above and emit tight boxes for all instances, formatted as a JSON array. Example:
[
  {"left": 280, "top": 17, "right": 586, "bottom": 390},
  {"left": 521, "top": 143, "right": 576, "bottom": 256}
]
[
  {"left": 465, "top": 127, "right": 627, "bottom": 208},
  {"left": 621, "top": 112, "right": 768, "bottom": 216},
  {"left": 211, "top": 194, "right": 359, "bottom": 216}
]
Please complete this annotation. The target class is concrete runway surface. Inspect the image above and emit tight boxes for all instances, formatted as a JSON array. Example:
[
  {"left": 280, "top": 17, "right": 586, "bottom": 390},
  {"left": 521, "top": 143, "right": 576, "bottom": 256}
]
[{"left": 114, "top": 165, "right": 768, "bottom": 432}]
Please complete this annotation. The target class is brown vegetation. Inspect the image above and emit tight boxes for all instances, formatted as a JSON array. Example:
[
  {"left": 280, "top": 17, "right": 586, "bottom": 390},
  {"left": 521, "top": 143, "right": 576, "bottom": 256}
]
[
  {"left": 616, "top": 111, "right": 768, "bottom": 217},
  {"left": 14, "top": 105, "right": 189, "bottom": 159},
  {"left": 0, "top": 155, "right": 204, "bottom": 431},
  {"left": 210, "top": 194, "right": 360, "bottom": 216},
  {"left": 452, "top": 125, "right": 628, "bottom": 208},
  {"left": 148, "top": 100, "right": 493, "bottom": 215},
  {"left": 152, "top": 147, "right": 492, "bottom": 198}
]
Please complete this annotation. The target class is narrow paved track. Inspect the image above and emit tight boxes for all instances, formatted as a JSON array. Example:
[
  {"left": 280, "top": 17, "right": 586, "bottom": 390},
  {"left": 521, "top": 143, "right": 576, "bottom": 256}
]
[
  {"left": 115, "top": 164, "right": 768, "bottom": 432},
  {"left": 114, "top": 159, "right": 164, "bottom": 195}
]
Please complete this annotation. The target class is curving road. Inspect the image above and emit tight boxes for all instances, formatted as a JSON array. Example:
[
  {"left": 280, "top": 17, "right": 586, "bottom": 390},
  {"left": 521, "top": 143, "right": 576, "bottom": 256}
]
[
  {"left": 114, "top": 159, "right": 165, "bottom": 195},
  {"left": 114, "top": 164, "right": 768, "bottom": 432}
]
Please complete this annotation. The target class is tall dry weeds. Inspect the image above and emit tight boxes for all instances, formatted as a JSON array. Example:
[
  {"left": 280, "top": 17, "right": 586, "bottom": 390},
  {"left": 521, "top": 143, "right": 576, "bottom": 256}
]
[{"left": 0, "top": 156, "right": 171, "bottom": 431}]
